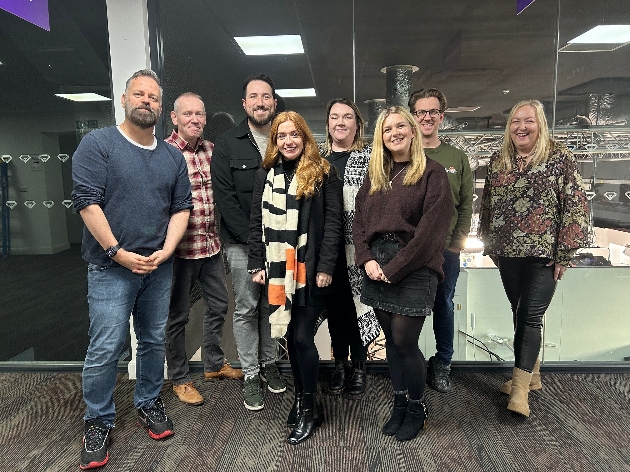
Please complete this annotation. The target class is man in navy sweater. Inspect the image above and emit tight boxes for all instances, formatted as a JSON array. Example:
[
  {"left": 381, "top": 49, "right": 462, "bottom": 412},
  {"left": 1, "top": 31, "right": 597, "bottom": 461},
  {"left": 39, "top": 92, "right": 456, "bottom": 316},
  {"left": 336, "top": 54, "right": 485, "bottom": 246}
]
[{"left": 72, "top": 69, "right": 192, "bottom": 470}]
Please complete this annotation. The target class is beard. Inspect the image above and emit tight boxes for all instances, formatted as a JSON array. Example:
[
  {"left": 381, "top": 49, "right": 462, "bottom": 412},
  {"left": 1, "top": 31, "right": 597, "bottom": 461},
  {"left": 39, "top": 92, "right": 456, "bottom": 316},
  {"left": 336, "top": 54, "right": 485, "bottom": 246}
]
[
  {"left": 125, "top": 103, "right": 158, "bottom": 129},
  {"left": 246, "top": 106, "right": 275, "bottom": 127}
]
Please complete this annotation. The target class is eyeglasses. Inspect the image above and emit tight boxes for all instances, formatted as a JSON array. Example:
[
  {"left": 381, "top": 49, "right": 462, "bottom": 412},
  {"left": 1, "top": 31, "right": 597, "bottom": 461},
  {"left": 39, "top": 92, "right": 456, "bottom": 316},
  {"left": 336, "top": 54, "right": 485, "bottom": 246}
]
[
  {"left": 181, "top": 111, "right": 206, "bottom": 118},
  {"left": 277, "top": 131, "right": 301, "bottom": 141},
  {"left": 412, "top": 109, "right": 442, "bottom": 118}
]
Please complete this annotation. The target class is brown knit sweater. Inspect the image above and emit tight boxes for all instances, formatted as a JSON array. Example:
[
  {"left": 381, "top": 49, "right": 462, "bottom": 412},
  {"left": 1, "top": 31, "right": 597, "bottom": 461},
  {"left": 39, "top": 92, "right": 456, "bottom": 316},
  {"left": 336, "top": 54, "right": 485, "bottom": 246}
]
[{"left": 352, "top": 158, "right": 454, "bottom": 284}]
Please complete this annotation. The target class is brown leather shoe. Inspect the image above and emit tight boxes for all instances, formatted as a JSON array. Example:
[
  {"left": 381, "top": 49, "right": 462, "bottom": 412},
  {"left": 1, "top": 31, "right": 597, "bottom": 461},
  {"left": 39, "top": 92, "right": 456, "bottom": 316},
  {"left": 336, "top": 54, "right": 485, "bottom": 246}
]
[
  {"left": 204, "top": 363, "right": 244, "bottom": 380},
  {"left": 173, "top": 382, "right": 204, "bottom": 406}
]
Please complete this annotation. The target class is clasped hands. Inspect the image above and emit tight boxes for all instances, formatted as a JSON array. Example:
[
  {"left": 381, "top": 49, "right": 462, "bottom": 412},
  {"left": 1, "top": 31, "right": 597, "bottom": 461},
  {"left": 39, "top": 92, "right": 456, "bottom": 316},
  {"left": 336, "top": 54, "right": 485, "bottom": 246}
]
[
  {"left": 364, "top": 260, "right": 391, "bottom": 283},
  {"left": 251, "top": 270, "right": 333, "bottom": 287}
]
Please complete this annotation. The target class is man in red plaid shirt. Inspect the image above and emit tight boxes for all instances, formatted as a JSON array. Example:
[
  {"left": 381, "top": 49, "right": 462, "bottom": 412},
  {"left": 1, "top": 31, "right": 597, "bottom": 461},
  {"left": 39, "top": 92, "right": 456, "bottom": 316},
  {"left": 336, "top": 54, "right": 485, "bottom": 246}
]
[{"left": 165, "top": 92, "right": 242, "bottom": 406}]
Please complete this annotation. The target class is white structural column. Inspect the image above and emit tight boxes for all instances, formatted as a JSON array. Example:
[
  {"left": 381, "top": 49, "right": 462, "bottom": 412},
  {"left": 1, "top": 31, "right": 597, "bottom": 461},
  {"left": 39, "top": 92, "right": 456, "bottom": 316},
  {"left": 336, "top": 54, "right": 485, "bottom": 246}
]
[
  {"left": 106, "top": 0, "right": 151, "bottom": 125},
  {"left": 106, "top": 0, "right": 152, "bottom": 380}
]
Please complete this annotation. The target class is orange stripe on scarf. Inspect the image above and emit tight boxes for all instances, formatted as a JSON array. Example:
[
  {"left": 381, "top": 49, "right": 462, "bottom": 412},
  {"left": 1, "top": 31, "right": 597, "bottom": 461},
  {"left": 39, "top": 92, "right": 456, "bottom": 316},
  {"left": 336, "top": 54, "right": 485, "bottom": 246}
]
[
  {"left": 295, "top": 261, "right": 307, "bottom": 285},
  {"left": 268, "top": 284, "right": 286, "bottom": 306}
]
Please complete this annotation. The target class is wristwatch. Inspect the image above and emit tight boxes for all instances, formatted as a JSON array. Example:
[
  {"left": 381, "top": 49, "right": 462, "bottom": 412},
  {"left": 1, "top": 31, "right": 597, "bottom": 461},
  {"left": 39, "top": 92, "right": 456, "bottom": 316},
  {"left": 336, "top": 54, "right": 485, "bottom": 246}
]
[{"left": 105, "top": 244, "right": 121, "bottom": 258}]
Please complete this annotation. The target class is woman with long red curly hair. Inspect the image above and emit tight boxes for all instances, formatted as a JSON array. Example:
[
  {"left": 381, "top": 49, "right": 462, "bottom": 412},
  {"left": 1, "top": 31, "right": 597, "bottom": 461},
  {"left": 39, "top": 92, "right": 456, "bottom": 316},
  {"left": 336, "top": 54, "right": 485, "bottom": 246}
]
[{"left": 248, "top": 111, "right": 343, "bottom": 444}]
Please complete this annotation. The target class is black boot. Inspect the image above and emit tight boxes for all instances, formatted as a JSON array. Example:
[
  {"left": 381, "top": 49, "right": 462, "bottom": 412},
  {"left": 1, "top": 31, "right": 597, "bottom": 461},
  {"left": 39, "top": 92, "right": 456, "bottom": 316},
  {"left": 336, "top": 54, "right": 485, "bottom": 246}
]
[
  {"left": 346, "top": 360, "right": 367, "bottom": 396},
  {"left": 395, "top": 398, "right": 428, "bottom": 442},
  {"left": 287, "top": 393, "right": 323, "bottom": 445},
  {"left": 328, "top": 360, "right": 350, "bottom": 395},
  {"left": 382, "top": 391, "right": 408, "bottom": 436},
  {"left": 286, "top": 391, "right": 303, "bottom": 428}
]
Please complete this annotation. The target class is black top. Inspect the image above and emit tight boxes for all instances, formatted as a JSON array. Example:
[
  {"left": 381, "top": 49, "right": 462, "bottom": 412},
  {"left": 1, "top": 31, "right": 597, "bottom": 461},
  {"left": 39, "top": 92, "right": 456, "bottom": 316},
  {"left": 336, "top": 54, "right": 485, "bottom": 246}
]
[{"left": 326, "top": 150, "right": 351, "bottom": 181}]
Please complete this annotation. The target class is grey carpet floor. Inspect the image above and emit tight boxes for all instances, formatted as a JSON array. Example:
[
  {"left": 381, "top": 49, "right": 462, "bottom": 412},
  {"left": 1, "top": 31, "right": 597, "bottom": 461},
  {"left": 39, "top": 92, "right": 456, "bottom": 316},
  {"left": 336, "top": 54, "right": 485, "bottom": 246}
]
[{"left": 1, "top": 371, "right": 630, "bottom": 471}]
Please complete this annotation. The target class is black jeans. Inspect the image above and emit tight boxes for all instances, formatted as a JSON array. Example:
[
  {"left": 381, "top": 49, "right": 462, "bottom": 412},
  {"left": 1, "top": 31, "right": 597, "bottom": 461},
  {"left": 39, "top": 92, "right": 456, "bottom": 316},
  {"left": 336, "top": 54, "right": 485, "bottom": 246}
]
[
  {"left": 166, "top": 254, "right": 229, "bottom": 384},
  {"left": 498, "top": 257, "right": 557, "bottom": 372},
  {"left": 325, "top": 260, "right": 367, "bottom": 362}
]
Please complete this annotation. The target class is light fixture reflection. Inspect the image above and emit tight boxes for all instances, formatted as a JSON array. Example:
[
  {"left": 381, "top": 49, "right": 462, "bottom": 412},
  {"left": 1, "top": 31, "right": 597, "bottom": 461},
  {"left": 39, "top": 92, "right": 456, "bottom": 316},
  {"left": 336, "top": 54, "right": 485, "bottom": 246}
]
[
  {"left": 55, "top": 93, "right": 112, "bottom": 102},
  {"left": 234, "top": 35, "right": 304, "bottom": 55}
]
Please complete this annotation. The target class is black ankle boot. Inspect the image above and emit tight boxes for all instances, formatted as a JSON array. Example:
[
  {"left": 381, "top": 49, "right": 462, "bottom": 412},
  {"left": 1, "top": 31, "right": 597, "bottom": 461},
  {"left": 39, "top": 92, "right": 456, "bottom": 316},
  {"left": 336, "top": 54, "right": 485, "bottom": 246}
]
[
  {"left": 346, "top": 360, "right": 366, "bottom": 396},
  {"left": 287, "top": 393, "right": 323, "bottom": 445},
  {"left": 286, "top": 391, "right": 303, "bottom": 428},
  {"left": 328, "top": 360, "right": 349, "bottom": 394},
  {"left": 382, "top": 392, "right": 408, "bottom": 436},
  {"left": 395, "top": 398, "right": 427, "bottom": 441}
]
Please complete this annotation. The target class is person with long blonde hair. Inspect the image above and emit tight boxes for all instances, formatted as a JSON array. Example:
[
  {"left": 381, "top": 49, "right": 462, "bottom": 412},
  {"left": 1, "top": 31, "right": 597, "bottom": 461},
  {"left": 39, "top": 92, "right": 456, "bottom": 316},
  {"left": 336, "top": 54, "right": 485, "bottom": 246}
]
[
  {"left": 248, "top": 111, "right": 343, "bottom": 444},
  {"left": 479, "top": 99, "right": 588, "bottom": 418},
  {"left": 353, "top": 106, "right": 453, "bottom": 441}
]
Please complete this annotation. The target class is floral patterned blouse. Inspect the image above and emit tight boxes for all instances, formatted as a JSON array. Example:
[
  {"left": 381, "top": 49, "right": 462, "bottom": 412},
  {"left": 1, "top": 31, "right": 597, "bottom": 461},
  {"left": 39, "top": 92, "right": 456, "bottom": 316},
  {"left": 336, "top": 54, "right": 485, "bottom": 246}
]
[{"left": 478, "top": 141, "right": 589, "bottom": 266}]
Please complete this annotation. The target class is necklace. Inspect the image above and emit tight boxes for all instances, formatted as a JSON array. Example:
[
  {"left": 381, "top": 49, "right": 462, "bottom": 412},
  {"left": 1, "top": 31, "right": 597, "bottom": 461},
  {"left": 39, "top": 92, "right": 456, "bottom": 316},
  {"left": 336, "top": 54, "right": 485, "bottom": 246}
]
[{"left": 389, "top": 164, "right": 408, "bottom": 185}]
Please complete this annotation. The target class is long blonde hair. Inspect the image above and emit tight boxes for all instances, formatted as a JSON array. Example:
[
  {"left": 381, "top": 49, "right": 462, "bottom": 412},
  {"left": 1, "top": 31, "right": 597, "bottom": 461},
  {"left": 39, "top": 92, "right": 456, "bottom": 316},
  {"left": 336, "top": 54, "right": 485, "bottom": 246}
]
[
  {"left": 495, "top": 99, "right": 552, "bottom": 172},
  {"left": 263, "top": 111, "right": 330, "bottom": 199},
  {"left": 368, "top": 106, "right": 426, "bottom": 195}
]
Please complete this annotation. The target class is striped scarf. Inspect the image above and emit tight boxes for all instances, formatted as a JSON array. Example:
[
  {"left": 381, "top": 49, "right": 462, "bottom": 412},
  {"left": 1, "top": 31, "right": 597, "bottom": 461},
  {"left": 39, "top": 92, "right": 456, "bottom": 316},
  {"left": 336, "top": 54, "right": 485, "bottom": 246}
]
[{"left": 262, "top": 160, "right": 310, "bottom": 337}]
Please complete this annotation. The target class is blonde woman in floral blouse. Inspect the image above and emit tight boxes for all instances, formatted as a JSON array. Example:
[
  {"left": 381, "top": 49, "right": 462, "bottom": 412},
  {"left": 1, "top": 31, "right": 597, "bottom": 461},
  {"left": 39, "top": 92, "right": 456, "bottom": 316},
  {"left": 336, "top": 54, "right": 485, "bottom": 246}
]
[{"left": 478, "top": 99, "right": 588, "bottom": 418}]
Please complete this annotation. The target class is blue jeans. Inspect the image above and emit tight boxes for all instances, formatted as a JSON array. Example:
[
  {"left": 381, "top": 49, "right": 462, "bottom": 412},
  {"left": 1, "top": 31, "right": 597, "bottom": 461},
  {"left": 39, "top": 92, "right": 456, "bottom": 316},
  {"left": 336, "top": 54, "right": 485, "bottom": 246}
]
[
  {"left": 166, "top": 253, "right": 229, "bottom": 384},
  {"left": 432, "top": 249, "right": 461, "bottom": 365},
  {"left": 82, "top": 262, "right": 172, "bottom": 427},
  {"left": 224, "top": 243, "right": 277, "bottom": 378}
]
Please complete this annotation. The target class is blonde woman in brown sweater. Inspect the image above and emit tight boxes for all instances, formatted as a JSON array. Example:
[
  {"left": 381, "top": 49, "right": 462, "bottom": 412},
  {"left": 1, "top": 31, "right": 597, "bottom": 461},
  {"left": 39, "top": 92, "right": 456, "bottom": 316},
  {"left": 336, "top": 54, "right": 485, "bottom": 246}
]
[{"left": 353, "top": 106, "right": 453, "bottom": 441}]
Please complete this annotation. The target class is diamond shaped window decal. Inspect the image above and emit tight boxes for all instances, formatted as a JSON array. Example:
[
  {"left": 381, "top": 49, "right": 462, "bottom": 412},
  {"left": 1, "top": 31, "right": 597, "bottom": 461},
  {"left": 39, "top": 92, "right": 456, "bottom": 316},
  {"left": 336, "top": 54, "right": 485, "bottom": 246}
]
[
  {"left": 604, "top": 191, "right": 617, "bottom": 201},
  {"left": 585, "top": 191, "right": 596, "bottom": 200},
  {"left": 1, "top": 155, "right": 11, "bottom": 163},
  {"left": 39, "top": 154, "right": 51, "bottom": 162},
  {"left": 24, "top": 200, "right": 36, "bottom": 209},
  {"left": 19, "top": 154, "right": 31, "bottom": 163},
  {"left": 43, "top": 201, "right": 54, "bottom": 208},
  {"left": 6, "top": 201, "right": 17, "bottom": 209},
  {"left": 62, "top": 200, "right": 73, "bottom": 208},
  {"left": 58, "top": 154, "right": 70, "bottom": 162}
]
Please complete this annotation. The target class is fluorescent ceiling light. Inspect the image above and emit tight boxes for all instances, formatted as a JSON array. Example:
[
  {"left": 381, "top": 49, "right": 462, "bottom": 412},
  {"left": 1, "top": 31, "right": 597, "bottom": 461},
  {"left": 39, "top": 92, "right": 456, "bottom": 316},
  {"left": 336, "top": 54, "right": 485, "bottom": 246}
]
[
  {"left": 234, "top": 35, "right": 304, "bottom": 55},
  {"left": 446, "top": 106, "right": 480, "bottom": 112},
  {"left": 55, "top": 93, "right": 112, "bottom": 102},
  {"left": 276, "top": 88, "right": 316, "bottom": 98},
  {"left": 560, "top": 25, "right": 630, "bottom": 52}
]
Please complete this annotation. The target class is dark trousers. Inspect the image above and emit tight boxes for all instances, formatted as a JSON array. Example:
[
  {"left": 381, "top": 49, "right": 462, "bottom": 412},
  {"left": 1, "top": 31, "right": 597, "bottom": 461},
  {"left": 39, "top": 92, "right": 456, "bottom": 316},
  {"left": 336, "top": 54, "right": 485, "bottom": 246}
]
[
  {"left": 326, "top": 261, "right": 367, "bottom": 362},
  {"left": 287, "top": 302, "right": 322, "bottom": 394},
  {"left": 432, "top": 249, "right": 461, "bottom": 365},
  {"left": 498, "top": 256, "right": 557, "bottom": 372},
  {"left": 166, "top": 253, "right": 229, "bottom": 384}
]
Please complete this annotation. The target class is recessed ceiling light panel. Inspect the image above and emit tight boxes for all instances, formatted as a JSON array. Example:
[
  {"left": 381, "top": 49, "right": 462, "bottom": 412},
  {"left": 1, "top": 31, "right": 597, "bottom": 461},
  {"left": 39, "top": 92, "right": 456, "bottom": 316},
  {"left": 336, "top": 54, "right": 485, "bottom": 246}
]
[
  {"left": 55, "top": 93, "right": 112, "bottom": 102},
  {"left": 445, "top": 106, "right": 481, "bottom": 112},
  {"left": 276, "top": 88, "right": 316, "bottom": 98},
  {"left": 235, "top": 35, "right": 304, "bottom": 55},
  {"left": 560, "top": 25, "right": 630, "bottom": 52}
]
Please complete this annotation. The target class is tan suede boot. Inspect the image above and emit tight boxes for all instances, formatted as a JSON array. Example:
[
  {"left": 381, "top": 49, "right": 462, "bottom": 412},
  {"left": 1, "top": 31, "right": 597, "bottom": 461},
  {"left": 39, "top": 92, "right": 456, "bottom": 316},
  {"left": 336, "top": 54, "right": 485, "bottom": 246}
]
[
  {"left": 500, "top": 358, "right": 542, "bottom": 394},
  {"left": 507, "top": 367, "right": 533, "bottom": 417}
]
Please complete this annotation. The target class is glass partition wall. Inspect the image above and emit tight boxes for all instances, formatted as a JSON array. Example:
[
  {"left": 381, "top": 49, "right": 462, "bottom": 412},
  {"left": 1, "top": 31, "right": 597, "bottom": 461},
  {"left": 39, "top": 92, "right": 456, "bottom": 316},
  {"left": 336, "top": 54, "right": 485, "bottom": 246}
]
[{"left": 1, "top": 0, "right": 628, "bottom": 366}]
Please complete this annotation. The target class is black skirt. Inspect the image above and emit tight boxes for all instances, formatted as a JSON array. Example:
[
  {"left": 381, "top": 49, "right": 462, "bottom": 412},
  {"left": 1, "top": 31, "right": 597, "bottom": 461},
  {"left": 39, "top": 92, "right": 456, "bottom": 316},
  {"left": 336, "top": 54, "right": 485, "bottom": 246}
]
[{"left": 360, "top": 238, "right": 438, "bottom": 316}]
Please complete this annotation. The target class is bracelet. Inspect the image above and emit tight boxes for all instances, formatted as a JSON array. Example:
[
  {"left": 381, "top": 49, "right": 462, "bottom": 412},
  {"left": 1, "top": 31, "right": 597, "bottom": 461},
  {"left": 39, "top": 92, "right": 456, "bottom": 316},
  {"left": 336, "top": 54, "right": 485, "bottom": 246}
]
[{"left": 247, "top": 268, "right": 263, "bottom": 274}]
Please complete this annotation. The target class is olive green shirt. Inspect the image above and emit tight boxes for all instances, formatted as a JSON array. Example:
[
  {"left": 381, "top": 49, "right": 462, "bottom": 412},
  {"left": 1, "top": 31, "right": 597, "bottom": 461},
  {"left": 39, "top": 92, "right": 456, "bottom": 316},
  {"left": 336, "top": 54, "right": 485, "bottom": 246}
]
[{"left": 424, "top": 142, "right": 474, "bottom": 250}]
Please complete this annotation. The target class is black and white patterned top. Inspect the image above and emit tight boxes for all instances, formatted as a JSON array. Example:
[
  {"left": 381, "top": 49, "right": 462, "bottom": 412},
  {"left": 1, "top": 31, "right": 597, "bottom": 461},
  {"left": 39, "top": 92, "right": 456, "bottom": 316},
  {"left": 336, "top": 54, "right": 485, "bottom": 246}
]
[{"left": 322, "top": 143, "right": 381, "bottom": 346}]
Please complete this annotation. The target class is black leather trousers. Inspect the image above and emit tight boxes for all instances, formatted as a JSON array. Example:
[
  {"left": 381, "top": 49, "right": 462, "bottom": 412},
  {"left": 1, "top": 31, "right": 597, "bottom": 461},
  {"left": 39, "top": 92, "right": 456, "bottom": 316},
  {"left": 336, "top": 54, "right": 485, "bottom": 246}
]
[{"left": 498, "top": 257, "right": 557, "bottom": 372}]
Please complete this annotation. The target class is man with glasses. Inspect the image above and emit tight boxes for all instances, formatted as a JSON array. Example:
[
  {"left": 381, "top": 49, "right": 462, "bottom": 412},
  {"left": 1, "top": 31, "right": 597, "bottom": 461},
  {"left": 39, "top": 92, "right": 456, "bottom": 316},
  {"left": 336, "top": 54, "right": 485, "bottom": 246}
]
[
  {"left": 211, "top": 74, "right": 286, "bottom": 411},
  {"left": 165, "top": 92, "right": 243, "bottom": 408},
  {"left": 408, "top": 88, "right": 473, "bottom": 393}
]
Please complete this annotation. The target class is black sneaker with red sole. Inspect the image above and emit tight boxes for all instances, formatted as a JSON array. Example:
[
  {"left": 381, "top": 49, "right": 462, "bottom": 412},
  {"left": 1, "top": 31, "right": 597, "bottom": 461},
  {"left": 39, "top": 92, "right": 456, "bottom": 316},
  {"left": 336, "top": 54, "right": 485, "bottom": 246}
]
[
  {"left": 137, "top": 397, "right": 174, "bottom": 440},
  {"left": 80, "top": 418, "right": 111, "bottom": 470}
]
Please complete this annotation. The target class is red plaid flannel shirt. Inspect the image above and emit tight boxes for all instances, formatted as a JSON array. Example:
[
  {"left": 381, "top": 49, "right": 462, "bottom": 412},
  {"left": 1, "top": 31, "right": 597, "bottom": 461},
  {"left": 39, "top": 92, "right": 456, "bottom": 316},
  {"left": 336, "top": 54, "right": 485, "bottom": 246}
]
[{"left": 166, "top": 130, "right": 221, "bottom": 259}]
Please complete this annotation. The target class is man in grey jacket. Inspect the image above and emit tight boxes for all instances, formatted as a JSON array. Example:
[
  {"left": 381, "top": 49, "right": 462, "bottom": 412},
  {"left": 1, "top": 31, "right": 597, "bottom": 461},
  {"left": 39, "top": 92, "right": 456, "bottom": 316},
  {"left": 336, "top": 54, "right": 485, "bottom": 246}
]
[{"left": 211, "top": 74, "right": 286, "bottom": 411}]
